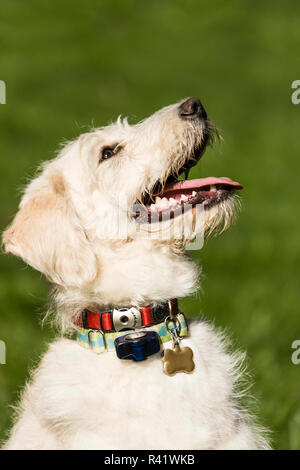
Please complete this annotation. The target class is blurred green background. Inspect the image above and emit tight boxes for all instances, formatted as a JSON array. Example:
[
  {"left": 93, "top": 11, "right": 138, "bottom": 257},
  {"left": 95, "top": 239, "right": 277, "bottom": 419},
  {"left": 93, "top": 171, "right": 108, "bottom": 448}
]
[{"left": 1, "top": 0, "right": 300, "bottom": 449}]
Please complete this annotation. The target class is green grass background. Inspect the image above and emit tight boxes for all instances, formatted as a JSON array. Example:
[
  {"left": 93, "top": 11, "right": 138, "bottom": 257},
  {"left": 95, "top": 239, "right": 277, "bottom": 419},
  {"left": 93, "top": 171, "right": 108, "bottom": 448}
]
[{"left": 1, "top": 0, "right": 300, "bottom": 449}]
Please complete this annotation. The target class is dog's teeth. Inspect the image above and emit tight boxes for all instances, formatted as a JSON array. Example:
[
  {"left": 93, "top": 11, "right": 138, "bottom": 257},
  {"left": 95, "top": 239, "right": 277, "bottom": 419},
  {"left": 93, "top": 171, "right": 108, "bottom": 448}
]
[
  {"left": 150, "top": 204, "right": 156, "bottom": 211},
  {"left": 180, "top": 194, "right": 188, "bottom": 201},
  {"left": 210, "top": 185, "right": 217, "bottom": 192},
  {"left": 161, "top": 197, "right": 169, "bottom": 207},
  {"left": 169, "top": 197, "right": 176, "bottom": 204},
  {"left": 192, "top": 191, "right": 197, "bottom": 197},
  {"left": 155, "top": 197, "right": 162, "bottom": 203}
]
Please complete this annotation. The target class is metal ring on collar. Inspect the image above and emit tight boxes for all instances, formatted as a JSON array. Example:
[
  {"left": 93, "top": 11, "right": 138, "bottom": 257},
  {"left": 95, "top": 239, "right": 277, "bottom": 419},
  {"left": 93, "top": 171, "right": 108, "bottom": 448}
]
[
  {"left": 165, "top": 315, "right": 182, "bottom": 338},
  {"left": 88, "top": 329, "right": 105, "bottom": 348}
]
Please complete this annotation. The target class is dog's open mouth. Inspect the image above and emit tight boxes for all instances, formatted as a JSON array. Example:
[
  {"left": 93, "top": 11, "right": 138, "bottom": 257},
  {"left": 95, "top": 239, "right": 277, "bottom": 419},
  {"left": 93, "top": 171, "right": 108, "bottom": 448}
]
[
  {"left": 132, "top": 117, "right": 243, "bottom": 224},
  {"left": 133, "top": 176, "right": 243, "bottom": 224}
]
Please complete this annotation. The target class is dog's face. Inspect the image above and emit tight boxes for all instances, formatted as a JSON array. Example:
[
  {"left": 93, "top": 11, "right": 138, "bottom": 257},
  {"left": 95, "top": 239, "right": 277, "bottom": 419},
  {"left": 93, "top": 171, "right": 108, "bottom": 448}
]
[
  {"left": 3, "top": 99, "right": 242, "bottom": 308},
  {"left": 62, "top": 97, "right": 241, "bottom": 243}
]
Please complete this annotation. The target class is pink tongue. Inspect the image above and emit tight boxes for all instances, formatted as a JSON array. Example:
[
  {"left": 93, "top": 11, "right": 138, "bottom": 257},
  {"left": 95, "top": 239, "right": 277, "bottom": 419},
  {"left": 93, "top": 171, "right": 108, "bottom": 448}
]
[{"left": 161, "top": 177, "right": 243, "bottom": 197}]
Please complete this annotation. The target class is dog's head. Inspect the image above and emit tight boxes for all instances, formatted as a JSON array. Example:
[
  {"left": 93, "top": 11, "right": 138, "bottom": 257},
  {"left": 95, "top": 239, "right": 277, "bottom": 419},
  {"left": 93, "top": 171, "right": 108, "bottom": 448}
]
[{"left": 3, "top": 99, "right": 242, "bottom": 309}]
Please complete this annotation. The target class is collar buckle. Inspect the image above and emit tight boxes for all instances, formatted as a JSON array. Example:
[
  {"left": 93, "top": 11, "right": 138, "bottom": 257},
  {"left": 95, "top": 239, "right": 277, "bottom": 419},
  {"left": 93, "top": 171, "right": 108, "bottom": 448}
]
[{"left": 112, "top": 307, "right": 142, "bottom": 332}]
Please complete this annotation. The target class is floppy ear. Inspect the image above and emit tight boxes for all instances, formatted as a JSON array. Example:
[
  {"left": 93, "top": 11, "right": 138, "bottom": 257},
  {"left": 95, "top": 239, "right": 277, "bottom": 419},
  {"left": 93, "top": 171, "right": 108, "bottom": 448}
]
[{"left": 3, "top": 173, "right": 98, "bottom": 286}]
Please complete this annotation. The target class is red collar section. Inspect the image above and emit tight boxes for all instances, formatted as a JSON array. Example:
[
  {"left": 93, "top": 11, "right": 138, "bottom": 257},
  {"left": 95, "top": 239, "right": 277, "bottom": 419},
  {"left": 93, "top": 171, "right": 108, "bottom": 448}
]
[{"left": 75, "top": 299, "right": 178, "bottom": 333}]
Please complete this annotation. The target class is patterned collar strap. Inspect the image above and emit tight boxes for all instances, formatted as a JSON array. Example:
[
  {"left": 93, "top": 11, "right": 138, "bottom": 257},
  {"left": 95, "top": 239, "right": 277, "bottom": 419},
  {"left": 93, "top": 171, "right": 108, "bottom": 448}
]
[{"left": 77, "top": 312, "right": 188, "bottom": 354}]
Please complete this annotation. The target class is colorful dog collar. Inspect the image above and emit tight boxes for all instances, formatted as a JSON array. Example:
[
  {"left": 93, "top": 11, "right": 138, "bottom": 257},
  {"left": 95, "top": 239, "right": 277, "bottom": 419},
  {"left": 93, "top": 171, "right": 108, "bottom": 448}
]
[
  {"left": 76, "top": 312, "right": 188, "bottom": 354},
  {"left": 75, "top": 299, "right": 178, "bottom": 332}
]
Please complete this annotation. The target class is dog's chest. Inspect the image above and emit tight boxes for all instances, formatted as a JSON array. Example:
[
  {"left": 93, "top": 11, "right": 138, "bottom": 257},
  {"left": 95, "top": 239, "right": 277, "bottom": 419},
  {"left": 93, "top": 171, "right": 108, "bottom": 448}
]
[{"left": 34, "top": 321, "right": 238, "bottom": 449}]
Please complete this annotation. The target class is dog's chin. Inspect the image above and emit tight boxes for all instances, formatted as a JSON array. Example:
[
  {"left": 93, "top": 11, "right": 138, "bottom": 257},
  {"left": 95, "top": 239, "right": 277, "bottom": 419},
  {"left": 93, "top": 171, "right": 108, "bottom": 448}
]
[{"left": 201, "top": 192, "right": 241, "bottom": 236}]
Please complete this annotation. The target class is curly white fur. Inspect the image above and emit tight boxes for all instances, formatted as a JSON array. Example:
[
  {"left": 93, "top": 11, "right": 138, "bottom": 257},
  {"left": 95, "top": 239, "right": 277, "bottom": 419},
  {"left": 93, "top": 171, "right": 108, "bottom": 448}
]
[{"left": 2, "top": 99, "right": 270, "bottom": 449}]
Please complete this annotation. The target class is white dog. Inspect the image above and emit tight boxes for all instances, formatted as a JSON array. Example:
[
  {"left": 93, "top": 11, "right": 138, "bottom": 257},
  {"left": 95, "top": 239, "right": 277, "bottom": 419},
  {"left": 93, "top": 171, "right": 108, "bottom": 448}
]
[{"left": 2, "top": 98, "right": 270, "bottom": 449}]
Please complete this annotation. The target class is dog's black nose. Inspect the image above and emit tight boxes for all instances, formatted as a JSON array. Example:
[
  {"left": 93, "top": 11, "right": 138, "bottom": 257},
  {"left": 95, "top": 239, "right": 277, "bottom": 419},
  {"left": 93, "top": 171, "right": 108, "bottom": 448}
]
[{"left": 179, "top": 98, "right": 207, "bottom": 119}]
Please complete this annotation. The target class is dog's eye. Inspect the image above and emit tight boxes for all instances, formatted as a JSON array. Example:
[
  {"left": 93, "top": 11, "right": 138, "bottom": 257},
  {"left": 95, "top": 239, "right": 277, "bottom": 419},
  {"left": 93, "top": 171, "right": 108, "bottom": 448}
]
[
  {"left": 100, "top": 145, "right": 122, "bottom": 163},
  {"left": 102, "top": 147, "right": 115, "bottom": 160}
]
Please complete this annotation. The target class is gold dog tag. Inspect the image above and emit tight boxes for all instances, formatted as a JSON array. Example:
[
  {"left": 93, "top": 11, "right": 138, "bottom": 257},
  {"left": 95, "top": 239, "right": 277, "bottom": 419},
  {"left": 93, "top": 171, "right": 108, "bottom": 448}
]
[{"left": 162, "top": 343, "right": 195, "bottom": 376}]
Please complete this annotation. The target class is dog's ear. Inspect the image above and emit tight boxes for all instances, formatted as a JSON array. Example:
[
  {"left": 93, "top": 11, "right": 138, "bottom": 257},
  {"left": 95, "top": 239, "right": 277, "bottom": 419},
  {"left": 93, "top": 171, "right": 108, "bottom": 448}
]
[{"left": 3, "top": 173, "right": 98, "bottom": 286}]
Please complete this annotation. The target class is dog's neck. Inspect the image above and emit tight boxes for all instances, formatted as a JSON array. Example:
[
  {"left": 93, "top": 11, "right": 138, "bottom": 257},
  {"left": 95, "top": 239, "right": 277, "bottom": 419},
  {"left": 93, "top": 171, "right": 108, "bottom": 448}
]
[
  {"left": 92, "top": 241, "right": 199, "bottom": 307},
  {"left": 54, "top": 241, "right": 199, "bottom": 331}
]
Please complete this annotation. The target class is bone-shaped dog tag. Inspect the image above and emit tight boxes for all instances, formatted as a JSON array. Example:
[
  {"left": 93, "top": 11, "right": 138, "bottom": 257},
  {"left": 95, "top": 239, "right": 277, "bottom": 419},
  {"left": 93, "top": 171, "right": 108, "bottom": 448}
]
[{"left": 162, "top": 343, "right": 195, "bottom": 376}]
